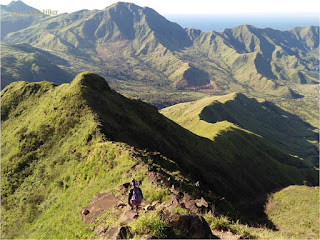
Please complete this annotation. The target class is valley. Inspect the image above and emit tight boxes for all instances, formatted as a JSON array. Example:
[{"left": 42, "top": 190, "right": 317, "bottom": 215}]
[
  {"left": 1, "top": 1, "right": 319, "bottom": 108},
  {"left": 0, "top": 1, "right": 319, "bottom": 239}
]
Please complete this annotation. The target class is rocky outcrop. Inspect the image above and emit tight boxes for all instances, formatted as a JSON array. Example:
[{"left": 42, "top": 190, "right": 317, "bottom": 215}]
[{"left": 167, "top": 214, "right": 219, "bottom": 239}]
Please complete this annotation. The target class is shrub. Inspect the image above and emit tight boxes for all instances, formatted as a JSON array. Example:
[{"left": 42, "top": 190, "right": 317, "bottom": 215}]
[
  {"left": 229, "top": 223, "right": 257, "bottom": 239},
  {"left": 204, "top": 214, "right": 230, "bottom": 231},
  {"left": 172, "top": 207, "right": 187, "bottom": 215},
  {"left": 130, "top": 212, "right": 168, "bottom": 238},
  {"left": 141, "top": 183, "right": 170, "bottom": 202}
]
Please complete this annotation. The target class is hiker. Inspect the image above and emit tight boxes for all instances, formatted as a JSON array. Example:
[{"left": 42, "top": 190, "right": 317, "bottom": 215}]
[{"left": 128, "top": 179, "right": 143, "bottom": 211}]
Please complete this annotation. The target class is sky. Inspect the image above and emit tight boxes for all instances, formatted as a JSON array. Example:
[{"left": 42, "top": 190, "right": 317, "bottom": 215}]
[{"left": 1, "top": 0, "right": 320, "bottom": 15}]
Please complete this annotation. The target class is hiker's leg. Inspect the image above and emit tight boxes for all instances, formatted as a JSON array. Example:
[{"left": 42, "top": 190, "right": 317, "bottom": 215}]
[{"left": 130, "top": 200, "right": 134, "bottom": 210}]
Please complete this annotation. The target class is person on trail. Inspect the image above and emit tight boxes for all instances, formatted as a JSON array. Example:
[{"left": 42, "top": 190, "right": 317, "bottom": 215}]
[{"left": 128, "top": 179, "right": 143, "bottom": 211}]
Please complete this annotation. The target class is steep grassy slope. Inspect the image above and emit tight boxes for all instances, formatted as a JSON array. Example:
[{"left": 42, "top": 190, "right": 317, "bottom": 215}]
[
  {"left": 1, "top": 73, "right": 165, "bottom": 238},
  {"left": 161, "top": 93, "right": 319, "bottom": 166},
  {"left": 264, "top": 185, "right": 319, "bottom": 239},
  {"left": 272, "top": 84, "right": 319, "bottom": 129},
  {"left": 204, "top": 185, "right": 319, "bottom": 239},
  {"left": 1, "top": 43, "right": 73, "bottom": 88},
  {"left": 3, "top": 2, "right": 319, "bottom": 98},
  {"left": 1, "top": 72, "right": 318, "bottom": 238}
]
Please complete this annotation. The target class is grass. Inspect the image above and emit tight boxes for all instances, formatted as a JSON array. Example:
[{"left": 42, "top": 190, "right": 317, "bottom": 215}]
[
  {"left": 1, "top": 72, "right": 318, "bottom": 238},
  {"left": 141, "top": 183, "right": 170, "bottom": 202},
  {"left": 3, "top": 4, "right": 318, "bottom": 103},
  {"left": 204, "top": 213, "right": 258, "bottom": 238},
  {"left": 202, "top": 185, "right": 319, "bottom": 239},
  {"left": 264, "top": 185, "right": 319, "bottom": 239},
  {"left": 273, "top": 97, "right": 319, "bottom": 129},
  {"left": 1, "top": 73, "right": 161, "bottom": 238},
  {"left": 1, "top": 43, "right": 73, "bottom": 88},
  {"left": 161, "top": 92, "right": 319, "bottom": 166},
  {"left": 130, "top": 212, "right": 168, "bottom": 238},
  {"left": 204, "top": 214, "right": 230, "bottom": 231},
  {"left": 172, "top": 207, "right": 188, "bottom": 215}
]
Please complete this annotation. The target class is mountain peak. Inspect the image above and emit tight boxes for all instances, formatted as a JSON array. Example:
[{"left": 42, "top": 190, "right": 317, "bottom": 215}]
[
  {"left": 106, "top": 1, "right": 141, "bottom": 11},
  {"left": 71, "top": 72, "right": 110, "bottom": 91},
  {"left": 4, "top": 0, "right": 40, "bottom": 12}
]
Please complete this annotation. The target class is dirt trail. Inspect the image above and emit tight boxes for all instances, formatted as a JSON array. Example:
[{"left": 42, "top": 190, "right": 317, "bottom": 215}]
[{"left": 81, "top": 192, "right": 122, "bottom": 224}]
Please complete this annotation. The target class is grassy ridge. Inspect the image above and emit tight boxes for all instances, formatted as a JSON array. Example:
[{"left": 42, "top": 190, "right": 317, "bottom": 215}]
[
  {"left": 0, "top": 73, "right": 168, "bottom": 238},
  {"left": 203, "top": 185, "right": 319, "bottom": 239},
  {"left": 162, "top": 93, "right": 319, "bottom": 238},
  {"left": 162, "top": 92, "right": 319, "bottom": 166},
  {"left": 1, "top": 73, "right": 318, "bottom": 238},
  {"left": 3, "top": 2, "right": 319, "bottom": 99},
  {"left": 272, "top": 84, "right": 319, "bottom": 129}
]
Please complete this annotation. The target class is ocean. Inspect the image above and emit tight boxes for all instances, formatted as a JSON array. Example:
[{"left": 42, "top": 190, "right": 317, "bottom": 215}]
[{"left": 164, "top": 13, "right": 319, "bottom": 32}]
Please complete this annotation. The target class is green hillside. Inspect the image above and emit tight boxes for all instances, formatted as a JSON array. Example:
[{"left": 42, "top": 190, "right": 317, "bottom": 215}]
[
  {"left": 1, "top": 72, "right": 318, "bottom": 238},
  {"left": 2, "top": 2, "right": 319, "bottom": 99},
  {"left": 207, "top": 185, "right": 320, "bottom": 239},
  {"left": 272, "top": 84, "right": 319, "bottom": 129},
  {"left": 264, "top": 185, "right": 319, "bottom": 239},
  {"left": 1, "top": 43, "right": 73, "bottom": 88},
  {"left": 161, "top": 92, "right": 319, "bottom": 166}
]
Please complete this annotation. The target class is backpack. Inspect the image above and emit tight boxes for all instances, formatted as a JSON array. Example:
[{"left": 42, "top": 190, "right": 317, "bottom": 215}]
[{"left": 131, "top": 187, "right": 143, "bottom": 203}]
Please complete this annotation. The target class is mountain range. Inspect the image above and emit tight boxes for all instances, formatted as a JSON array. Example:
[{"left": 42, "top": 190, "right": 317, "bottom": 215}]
[
  {"left": 1, "top": 1, "right": 319, "bottom": 239},
  {"left": 1, "top": 1, "right": 319, "bottom": 106}
]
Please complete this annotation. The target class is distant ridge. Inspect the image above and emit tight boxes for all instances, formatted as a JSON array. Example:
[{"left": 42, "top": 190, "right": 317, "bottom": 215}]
[
  {"left": 1, "top": 1, "right": 48, "bottom": 39},
  {"left": 162, "top": 92, "right": 319, "bottom": 166},
  {"left": 1, "top": 0, "right": 41, "bottom": 13},
  {"left": 1, "top": 1, "right": 319, "bottom": 101}
]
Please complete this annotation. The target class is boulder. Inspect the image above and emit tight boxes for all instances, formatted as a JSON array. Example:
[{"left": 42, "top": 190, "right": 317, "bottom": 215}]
[
  {"left": 181, "top": 194, "right": 198, "bottom": 212},
  {"left": 81, "top": 209, "right": 90, "bottom": 215},
  {"left": 195, "top": 197, "right": 209, "bottom": 208},
  {"left": 195, "top": 197, "right": 210, "bottom": 213},
  {"left": 168, "top": 214, "right": 219, "bottom": 239},
  {"left": 116, "top": 226, "right": 132, "bottom": 239}
]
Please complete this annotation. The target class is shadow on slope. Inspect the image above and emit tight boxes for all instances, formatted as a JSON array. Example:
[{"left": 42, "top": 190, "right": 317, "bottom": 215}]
[
  {"left": 209, "top": 126, "right": 318, "bottom": 226},
  {"left": 77, "top": 73, "right": 318, "bottom": 226},
  {"left": 2, "top": 73, "right": 317, "bottom": 232},
  {"left": 1, "top": 43, "right": 74, "bottom": 89},
  {"left": 199, "top": 93, "right": 319, "bottom": 166}
]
